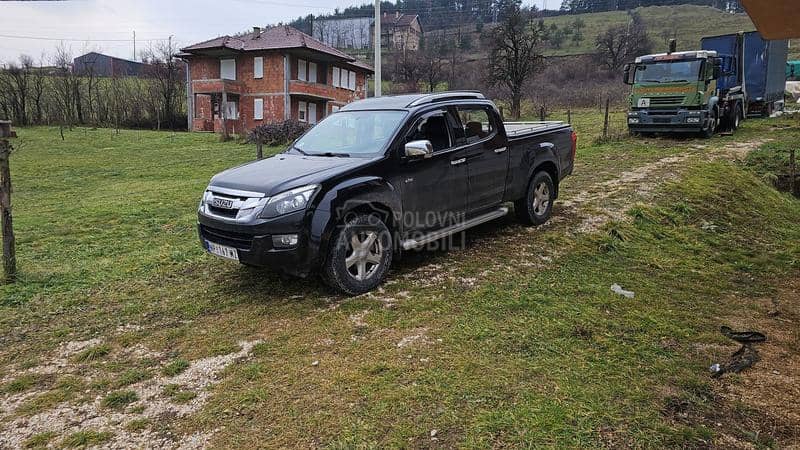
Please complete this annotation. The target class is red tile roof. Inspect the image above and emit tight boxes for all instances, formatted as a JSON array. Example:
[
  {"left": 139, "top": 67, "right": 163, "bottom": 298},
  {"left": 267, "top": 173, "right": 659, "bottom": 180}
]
[{"left": 181, "top": 25, "right": 373, "bottom": 72}]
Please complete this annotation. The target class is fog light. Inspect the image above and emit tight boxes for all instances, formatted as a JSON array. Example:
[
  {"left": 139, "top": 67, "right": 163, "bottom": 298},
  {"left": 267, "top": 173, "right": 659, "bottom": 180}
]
[
  {"left": 686, "top": 117, "right": 700, "bottom": 123},
  {"left": 272, "top": 234, "right": 298, "bottom": 248},
  {"left": 628, "top": 118, "right": 640, "bottom": 124}
]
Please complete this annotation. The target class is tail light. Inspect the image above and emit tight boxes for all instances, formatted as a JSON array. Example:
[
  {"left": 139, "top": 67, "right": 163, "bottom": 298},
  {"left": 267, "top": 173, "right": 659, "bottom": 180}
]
[{"left": 570, "top": 131, "right": 578, "bottom": 161}]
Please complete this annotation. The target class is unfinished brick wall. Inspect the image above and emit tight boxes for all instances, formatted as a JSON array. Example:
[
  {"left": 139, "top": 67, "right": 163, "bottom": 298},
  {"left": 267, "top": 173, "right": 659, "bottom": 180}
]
[{"left": 188, "top": 50, "right": 370, "bottom": 133}]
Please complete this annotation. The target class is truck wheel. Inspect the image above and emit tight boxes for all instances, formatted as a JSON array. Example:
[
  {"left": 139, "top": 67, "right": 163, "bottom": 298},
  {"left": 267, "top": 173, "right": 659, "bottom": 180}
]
[
  {"left": 731, "top": 104, "right": 742, "bottom": 130},
  {"left": 322, "top": 214, "right": 393, "bottom": 295},
  {"left": 515, "top": 171, "right": 555, "bottom": 226},
  {"left": 700, "top": 109, "right": 717, "bottom": 139}
]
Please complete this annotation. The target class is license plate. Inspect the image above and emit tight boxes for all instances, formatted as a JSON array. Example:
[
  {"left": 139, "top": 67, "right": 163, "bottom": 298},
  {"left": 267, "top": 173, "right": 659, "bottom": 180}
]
[
  {"left": 212, "top": 198, "right": 235, "bottom": 209},
  {"left": 637, "top": 98, "right": 650, "bottom": 108},
  {"left": 206, "top": 241, "right": 239, "bottom": 261}
]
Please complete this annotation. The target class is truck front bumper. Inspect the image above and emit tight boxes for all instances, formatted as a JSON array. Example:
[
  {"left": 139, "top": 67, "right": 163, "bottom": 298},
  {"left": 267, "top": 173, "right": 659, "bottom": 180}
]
[
  {"left": 627, "top": 109, "right": 707, "bottom": 133},
  {"left": 197, "top": 210, "right": 315, "bottom": 277}
]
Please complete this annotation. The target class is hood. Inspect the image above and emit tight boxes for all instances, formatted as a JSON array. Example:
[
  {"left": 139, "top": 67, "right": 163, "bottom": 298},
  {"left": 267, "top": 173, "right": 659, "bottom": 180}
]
[{"left": 209, "top": 153, "right": 371, "bottom": 196}]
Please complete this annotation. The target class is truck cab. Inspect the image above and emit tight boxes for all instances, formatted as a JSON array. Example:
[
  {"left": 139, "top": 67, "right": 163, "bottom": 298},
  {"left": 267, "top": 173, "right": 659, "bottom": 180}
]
[{"left": 623, "top": 50, "right": 724, "bottom": 137}]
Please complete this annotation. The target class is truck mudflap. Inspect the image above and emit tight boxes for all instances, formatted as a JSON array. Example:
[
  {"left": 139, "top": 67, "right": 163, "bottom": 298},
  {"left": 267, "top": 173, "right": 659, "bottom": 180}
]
[{"left": 627, "top": 109, "right": 707, "bottom": 132}]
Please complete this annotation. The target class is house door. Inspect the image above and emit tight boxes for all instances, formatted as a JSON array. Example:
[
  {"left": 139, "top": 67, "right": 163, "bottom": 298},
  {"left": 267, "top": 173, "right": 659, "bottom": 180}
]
[
  {"left": 308, "top": 102, "right": 317, "bottom": 124},
  {"left": 225, "top": 101, "right": 238, "bottom": 120}
]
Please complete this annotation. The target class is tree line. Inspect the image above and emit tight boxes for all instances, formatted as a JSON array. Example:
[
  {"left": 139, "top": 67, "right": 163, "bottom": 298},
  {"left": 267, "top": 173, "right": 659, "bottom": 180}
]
[{"left": 0, "top": 41, "right": 186, "bottom": 133}]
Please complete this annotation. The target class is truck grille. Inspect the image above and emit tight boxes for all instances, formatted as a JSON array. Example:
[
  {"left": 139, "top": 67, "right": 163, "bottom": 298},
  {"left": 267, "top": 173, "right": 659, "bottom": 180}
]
[
  {"left": 200, "top": 225, "right": 254, "bottom": 250},
  {"left": 648, "top": 96, "right": 685, "bottom": 106}
]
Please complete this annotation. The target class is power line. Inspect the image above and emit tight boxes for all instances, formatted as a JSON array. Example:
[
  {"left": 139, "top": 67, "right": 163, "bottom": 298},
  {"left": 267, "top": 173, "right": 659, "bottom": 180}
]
[{"left": 0, "top": 34, "right": 170, "bottom": 43}]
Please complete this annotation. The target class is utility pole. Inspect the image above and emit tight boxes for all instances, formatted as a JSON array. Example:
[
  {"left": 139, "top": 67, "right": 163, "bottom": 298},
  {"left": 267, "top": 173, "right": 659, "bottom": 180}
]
[
  {"left": 133, "top": 30, "right": 136, "bottom": 61},
  {"left": 374, "top": 0, "right": 381, "bottom": 97}
]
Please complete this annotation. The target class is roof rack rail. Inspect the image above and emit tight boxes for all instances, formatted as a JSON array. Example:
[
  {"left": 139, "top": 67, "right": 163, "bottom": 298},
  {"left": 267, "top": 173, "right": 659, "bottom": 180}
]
[{"left": 406, "top": 91, "right": 485, "bottom": 107}]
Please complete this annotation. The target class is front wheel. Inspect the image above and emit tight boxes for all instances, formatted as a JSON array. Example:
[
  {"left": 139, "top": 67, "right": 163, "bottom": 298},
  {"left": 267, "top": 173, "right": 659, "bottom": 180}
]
[
  {"left": 515, "top": 171, "right": 555, "bottom": 226},
  {"left": 700, "top": 108, "right": 717, "bottom": 139},
  {"left": 322, "top": 214, "right": 393, "bottom": 295}
]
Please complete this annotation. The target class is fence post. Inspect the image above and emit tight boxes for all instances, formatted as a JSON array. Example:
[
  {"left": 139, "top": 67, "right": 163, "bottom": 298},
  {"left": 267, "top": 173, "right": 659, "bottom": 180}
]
[
  {"left": 567, "top": 109, "right": 572, "bottom": 125},
  {"left": 257, "top": 142, "right": 263, "bottom": 160},
  {"left": 791, "top": 148, "right": 797, "bottom": 196},
  {"left": 0, "top": 121, "right": 16, "bottom": 282},
  {"left": 603, "top": 97, "right": 610, "bottom": 139},
  {"left": 539, "top": 106, "right": 546, "bottom": 122}
]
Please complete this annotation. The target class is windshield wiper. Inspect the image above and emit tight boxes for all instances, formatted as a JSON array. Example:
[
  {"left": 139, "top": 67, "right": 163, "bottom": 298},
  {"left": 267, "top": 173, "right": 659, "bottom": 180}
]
[
  {"left": 288, "top": 146, "right": 309, "bottom": 156},
  {"left": 309, "top": 152, "right": 350, "bottom": 157}
]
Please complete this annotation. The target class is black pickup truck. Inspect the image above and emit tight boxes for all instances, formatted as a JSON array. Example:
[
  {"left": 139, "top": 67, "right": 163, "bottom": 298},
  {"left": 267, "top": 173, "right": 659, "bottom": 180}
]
[{"left": 198, "top": 92, "right": 576, "bottom": 294}]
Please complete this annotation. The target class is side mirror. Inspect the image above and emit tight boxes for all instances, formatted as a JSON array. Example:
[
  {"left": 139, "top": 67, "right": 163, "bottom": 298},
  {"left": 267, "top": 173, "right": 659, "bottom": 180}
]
[
  {"left": 404, "top": 140, "right": 433, "bottom": 159},
  {"left": 623, "top": 64, "right": 633, "bottom": 85}
]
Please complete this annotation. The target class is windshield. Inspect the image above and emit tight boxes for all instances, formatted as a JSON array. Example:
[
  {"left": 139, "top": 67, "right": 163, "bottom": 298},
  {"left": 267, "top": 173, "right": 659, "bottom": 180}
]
[
  {"left": 292, "top": 110, "right": 407, "bottom": 156},
  {"left": 634, "top": 60, "right": 703, "bottom": 83}
]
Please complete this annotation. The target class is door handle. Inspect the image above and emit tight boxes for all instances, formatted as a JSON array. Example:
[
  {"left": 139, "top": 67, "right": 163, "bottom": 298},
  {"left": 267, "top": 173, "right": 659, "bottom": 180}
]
[
  {"left": 539, "top": 142, "right": 555, "bottom": 149},
  {"left": 494, "top": 147, "right": 507, "bottom": 154},
  {"left": 450, "top": 158, "right": 466, "bottom": 166}
]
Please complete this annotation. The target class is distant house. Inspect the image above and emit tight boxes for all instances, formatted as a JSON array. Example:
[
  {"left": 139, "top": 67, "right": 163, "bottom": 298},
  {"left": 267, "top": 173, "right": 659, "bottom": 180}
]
[
  {"left": 313, "top": 17, "right": 373, "bottom": 50},
  {"left": 312, "top": 12, "right": 422, "bottom": 51},
  {"left": 72, "top": 52, "right": 147, "bottom": 77},
  {"left": 374, "top": 12, "right": 422, "bottom": 51},
  {"left": 177, "top": 26, "right": 373, "bottom": 134}
]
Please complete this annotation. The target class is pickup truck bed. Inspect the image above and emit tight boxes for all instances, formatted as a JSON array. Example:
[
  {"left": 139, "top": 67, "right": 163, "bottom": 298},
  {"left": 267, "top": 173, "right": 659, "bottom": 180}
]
[{"left": 503, "top": 121, "right": 571, "bottom": 138}]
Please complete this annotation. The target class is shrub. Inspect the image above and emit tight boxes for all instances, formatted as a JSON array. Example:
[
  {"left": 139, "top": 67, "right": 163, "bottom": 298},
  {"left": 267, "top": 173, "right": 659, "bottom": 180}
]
[{"left": 248, "top": 120, "right": 310, "bottom": 148}]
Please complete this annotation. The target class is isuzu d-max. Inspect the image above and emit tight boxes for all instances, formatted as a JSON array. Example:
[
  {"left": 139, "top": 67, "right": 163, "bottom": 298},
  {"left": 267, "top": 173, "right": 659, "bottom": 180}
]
[{"left": 198, "top": 91, "right": 576, "bottom": 294}]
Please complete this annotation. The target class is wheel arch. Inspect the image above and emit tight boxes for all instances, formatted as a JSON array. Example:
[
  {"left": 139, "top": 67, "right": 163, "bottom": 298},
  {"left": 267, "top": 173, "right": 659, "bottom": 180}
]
[{"left": 532, "top": 160, "right": 560, "bottom": 198}]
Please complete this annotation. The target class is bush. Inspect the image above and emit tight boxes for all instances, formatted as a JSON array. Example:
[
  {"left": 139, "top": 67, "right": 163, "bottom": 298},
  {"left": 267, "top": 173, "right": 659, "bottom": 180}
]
[{"left": 248, "top": 120, "right": 310, "bottom": 148}]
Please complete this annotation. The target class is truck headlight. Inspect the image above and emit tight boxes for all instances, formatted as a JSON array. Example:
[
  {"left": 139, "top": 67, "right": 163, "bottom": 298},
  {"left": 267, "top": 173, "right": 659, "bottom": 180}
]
[
  {"left": 260, "top": 184, "right": 318, "bottom": 218},
  {"left": 628, "top": 118, "right": 639, "bottom": 124}
]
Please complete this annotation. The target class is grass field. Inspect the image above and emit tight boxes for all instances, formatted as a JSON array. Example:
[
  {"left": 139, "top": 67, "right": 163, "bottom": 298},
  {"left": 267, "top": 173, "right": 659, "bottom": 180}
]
[{"left": 1, "top": 112, "right": 799, "bottom": 448}]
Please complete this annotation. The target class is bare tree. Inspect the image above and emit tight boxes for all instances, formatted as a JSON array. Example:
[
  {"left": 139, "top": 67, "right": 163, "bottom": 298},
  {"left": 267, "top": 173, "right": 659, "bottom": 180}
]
[
  {"left": 419, "top": 32, "right": 449, "bottom": 92},
  {"left": 485, "top": 2, "right": 547, "bottom": 119},
  {"left": 141, "top": 39, "right": 185, "bottom": 130},
  {"left": 51, "top": 44, "right": 79, "bottom": 137},
  {"left": 595, "top": 11, "right": 652, "bottom": 71},
  {"left": 0, "top": 56, "right": 34, "bottom": 125}
]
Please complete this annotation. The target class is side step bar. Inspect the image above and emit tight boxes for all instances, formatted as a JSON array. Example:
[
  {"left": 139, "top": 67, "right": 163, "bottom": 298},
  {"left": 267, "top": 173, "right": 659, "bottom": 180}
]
[{"left": 400, "top": 206, "right": 509, "bottom": 250}]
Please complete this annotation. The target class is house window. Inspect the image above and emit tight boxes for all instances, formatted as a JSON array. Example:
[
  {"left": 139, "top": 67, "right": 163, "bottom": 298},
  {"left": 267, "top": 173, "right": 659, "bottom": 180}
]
[
  {"left": 220, "top": 59, "right": 236, "bottom": 80},
  {"left": 298, "top": 59, "right": 307, "bottom": 81},
  {"left": 254, "top": 57, "right": 263, "bottom": 79},
  {"left": 308, "top": 62, "right": 317, "bottom": 83},
  {"left": 331, "top": 105, "right": 340, "bottom": 113},
  {"left": 348, "top": 71, "right": 356, "bottom": 90},
  {"left": 253, "top": 98, "right": 263, "bottom": 120},
  {"left": 332, "top": 67, "right": 340, "bottom": 88},
  {"left": 298, "top": 101, "right": 307, "bottom": 122}
]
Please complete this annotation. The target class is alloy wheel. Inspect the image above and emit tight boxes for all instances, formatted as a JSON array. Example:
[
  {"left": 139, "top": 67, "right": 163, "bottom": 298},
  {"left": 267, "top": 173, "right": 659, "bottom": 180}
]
[
  {"left": 532, "top": 182, "right": 550, "bottom": 216},
  {"left": 345, "top": 231, "right": 383, "bottom": 281}
]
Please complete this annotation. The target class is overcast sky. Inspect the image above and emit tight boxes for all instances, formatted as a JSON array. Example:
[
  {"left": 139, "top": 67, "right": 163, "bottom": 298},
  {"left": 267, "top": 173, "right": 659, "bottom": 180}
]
[{"left": 0, "top": 0, "right": 547, "bottom": 64}]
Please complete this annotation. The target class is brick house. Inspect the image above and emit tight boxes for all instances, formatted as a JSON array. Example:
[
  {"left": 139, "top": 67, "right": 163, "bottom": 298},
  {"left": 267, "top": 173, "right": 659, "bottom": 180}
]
[{"left": 178, "top": 26, "right": 373, "bottom": 134}]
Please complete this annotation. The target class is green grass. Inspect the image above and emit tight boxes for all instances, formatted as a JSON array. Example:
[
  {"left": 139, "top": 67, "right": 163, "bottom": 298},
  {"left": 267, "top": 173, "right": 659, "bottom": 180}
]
[
  {"left": 101, "top": 390, "right": 138, "bottom": 409},
  {"left": 0, "top": 116, "right": 798, "bottom": 446},
  {"left": 162, "top": 358, "right": 190, "bottom": 377},
  {"left": 72, "top": 344, "right": 110, "bottom": 363},
  {"left": 60, "top": 430, "right": 113, "bottom": 448},
  {"left": 23, "top": 431, "right": 57, "bottom": 448}
]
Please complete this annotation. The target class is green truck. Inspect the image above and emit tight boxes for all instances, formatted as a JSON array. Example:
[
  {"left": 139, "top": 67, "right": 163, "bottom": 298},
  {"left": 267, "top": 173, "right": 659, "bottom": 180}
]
[{"left": 623, "top": 32, "right": 788, "bottom": 138}]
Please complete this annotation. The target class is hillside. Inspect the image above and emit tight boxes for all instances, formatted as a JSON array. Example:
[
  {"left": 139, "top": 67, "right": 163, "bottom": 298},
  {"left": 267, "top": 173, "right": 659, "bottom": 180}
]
[
  {"left": 427, "top": 4, "right": 800, "bottom": 58},
  {"left": 542, "top": 5, "right": 756, "bottom": 56}
]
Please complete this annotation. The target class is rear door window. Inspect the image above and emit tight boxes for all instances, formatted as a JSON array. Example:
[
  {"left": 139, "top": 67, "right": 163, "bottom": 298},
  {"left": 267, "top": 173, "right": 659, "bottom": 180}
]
[{"left": 455, "top": 107, "right": 495, "bottom": 144}]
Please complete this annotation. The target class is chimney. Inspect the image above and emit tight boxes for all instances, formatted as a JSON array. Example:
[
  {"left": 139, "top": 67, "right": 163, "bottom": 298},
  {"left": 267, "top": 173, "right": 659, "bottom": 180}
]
[
  {"left": 252, "top": 26, "right": 261, "bottom": 39},
  {"left": 395, "top": 11, "right": 400, "bottom": 18},
  {"left": 668, "top": 39, "right": 677, "bottom": 54},
  {"left": 383, "top": 12, "right": 387, "bottom": 17}
]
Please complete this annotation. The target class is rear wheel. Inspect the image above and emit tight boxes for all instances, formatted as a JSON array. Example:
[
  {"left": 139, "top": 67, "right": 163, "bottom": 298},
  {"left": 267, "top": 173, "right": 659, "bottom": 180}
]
[
  {"left": 731, "top": 104, "right": 742, "bottom": 130},
  {"left": 515, "top": 171, "right": 555, "bottom": 226},
  {"left": 322, "top": 214, "right": 393, "bottom": 295}
]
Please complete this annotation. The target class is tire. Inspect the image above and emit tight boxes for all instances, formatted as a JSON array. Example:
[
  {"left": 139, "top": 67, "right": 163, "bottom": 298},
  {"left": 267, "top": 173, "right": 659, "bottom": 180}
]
[
  {"left": 321, "top": 214, "right": 393, "bottom": 295},
  {"left": 515, "top": 171, "right": 555, "bottom": 226},
  {"left": 731, "top": 104, "right": 742, "bottom": 131},
  {"left": 700, "top": 108, "right": 717, "bottom": 139}
]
